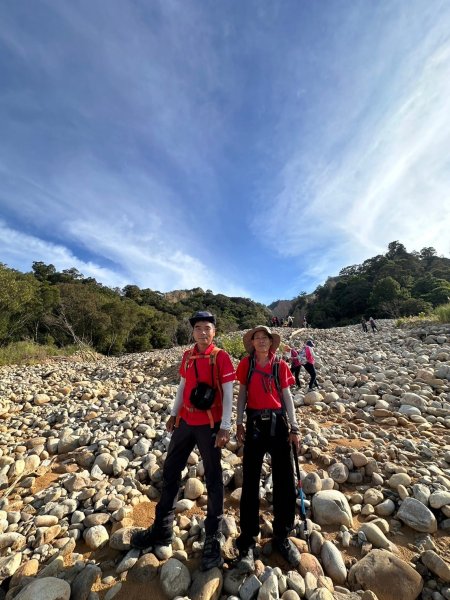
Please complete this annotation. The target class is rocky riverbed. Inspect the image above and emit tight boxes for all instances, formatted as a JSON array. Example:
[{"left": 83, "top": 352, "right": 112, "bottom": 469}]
[{"left": 0, "top": 320, "right": 449, "bottom": 600}]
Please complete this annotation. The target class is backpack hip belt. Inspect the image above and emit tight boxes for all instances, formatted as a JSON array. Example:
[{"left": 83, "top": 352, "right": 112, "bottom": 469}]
[
  {"left": 246, "top": 408, "right": 284, "bottom": 436},
  {"left": 246, "top": 408, "right": 284, "bottom": 419}
]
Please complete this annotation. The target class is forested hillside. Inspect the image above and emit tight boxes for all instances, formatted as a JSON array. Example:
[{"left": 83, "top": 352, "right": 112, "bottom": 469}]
[
  {"left": 291, "top": 241, "right": 450, "bottom": 328},
  {"left": 1, "top": 241, "right": 449, "bottom": 355},
  {"left": 0, "top": 262, "right": 270, "bottom": 354}
]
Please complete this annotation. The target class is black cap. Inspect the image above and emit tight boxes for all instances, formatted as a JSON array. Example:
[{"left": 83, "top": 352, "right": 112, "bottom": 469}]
[{"left": 189, "top": 310, "right": 216, "bottom": 327}]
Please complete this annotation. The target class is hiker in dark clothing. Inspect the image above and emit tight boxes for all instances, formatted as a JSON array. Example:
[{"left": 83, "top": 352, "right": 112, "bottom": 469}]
[
  {"left": 369, "top": 317, "right": 378, "bottom": 333},
  {"left": 361, "top": 317, "right": 368, "bottom": 333}
]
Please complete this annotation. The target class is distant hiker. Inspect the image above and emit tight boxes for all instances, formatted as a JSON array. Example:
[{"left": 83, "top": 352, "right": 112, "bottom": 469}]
[
  {"left": 284, "top": 344, "right": 301, "bottom": 387},
  {"left": 131, "top": 310, "right": 235, "bottom": 571},
  {"left": 274, "top": 316, "right": 280, "bottom": 327},
  {"left": 303, "top": 316, "right": 307, "bottom": 328},
  {"left": 301, "top": 339, "right": 318, "bottom": 391},
  {"left": 287, "top": 315, "right": 294, "bottom": 327},
  {"left": 235, "top": 326, "right": 301, "bottom": 572},
  {"left": 361, "top": 317, "right": 368, "bottom": 333},
  {"left": 369, "top": 317, "right": 378, "bottom": 333},
  {"left": 271, "top": 316, "right": 277, "bottom": 327}
]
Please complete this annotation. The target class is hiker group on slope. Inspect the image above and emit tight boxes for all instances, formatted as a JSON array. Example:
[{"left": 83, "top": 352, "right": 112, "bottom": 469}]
[
  {"left": 270, "top": 314, "right": 307, "bottom": 328},
  {"left": 361, "top": 316, "right": 378, "bottom": 333},
  {"left": 131, "top": 310, "right": 318, "bottom": 573}
]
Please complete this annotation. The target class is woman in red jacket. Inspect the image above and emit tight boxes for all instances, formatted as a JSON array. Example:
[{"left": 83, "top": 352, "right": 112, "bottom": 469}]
[{"left": 235, "top": 326, "right": 301, "bottom": 572}]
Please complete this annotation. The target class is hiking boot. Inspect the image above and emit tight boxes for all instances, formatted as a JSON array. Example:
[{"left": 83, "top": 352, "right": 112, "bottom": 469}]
[
  {"left": 237, "top": 546, "right": 255, "bottom": 574},
  {"left": 201, "top": 532, "right": 223, "bottom": 571},
  {"left": 130, "top": 526, "right": 173, "bottom": 550},
  {"left": 273, "top": 537, "right": 300, "bottom": 567}
]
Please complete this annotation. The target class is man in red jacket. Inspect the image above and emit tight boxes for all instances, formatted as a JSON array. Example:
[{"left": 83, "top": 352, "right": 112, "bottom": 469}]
[{"left": 131, "top": 311, "right": 235, "bottom": 571}]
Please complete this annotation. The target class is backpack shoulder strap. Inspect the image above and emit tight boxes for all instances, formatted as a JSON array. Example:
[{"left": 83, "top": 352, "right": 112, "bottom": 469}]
[
  {"left": 183, "top": 348, "right": 195, "bottom": 371},
  {"left": 246, "top": 354, "right": 256, "bottom": 387},
  {"left": 272, "top": 356, "right": 283, "bottom": 399},
  {"left": 209, "top": 347, "right": 222, "bottom": 401},
  {"left": 209, "top": 346, "right": 221, "bottom": 364},
  {"left": 246, "top": 354, "right": 282, "bottom": 400}
]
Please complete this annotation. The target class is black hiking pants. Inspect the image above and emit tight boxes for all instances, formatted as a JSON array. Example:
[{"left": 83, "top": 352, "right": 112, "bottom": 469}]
[
  {"left": 291, "top": 365, "right": 301, "bottom": 387},
  {"left": 154, "top": 418, "right": 223, "bottom": 536},
  {"left": 237, "top": 412, "right": 296, "bottom": 551},
  {"left": 303, "top": 362, "right": 318, "bottom": 389}
]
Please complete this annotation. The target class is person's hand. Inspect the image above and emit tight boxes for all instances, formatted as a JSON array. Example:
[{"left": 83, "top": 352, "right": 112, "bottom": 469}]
[
  {"left": 166, "top": 415, "right": 176, "bottom": 432},
  {"left": 236, "top": 424, "right": 246, "bottom": 445},
  {"left": 289, "top": 431, "right": 301, "bottom": 452},
  {"left": 215, "top": 428, "right": 229, "bottom": 448}
]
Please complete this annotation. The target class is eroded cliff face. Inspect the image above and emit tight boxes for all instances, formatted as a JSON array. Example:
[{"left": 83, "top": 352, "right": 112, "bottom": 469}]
[
  {"left": 162, "top": 288, "right": 205, "bottom": 303},
  {"left": 269, "top": 299, "right": 294, "bottom": 319}
]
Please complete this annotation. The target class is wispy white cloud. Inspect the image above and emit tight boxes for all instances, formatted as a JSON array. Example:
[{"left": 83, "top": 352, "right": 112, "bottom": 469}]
[
  {"left": 0, "top": 1, "right": 252, "bottom": 296},
  {"left": 0, "top": 220, "right": 127, "bottom": 287},
  {"left": 1, "top": 1, "right": 449, "bottom": 305},
  {"left": 254, "top": 5, "right": 450, "bottom": 283},
  {"left": 0, "top": 219, "right": 250, "bottom": 298},
  {"left": 63, "top": 216, "right": 251, "bottom": 296}
]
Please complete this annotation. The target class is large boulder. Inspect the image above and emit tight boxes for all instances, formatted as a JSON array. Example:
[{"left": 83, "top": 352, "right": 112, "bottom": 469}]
[
  {"left": 189, "top": 567, "right": 223, "bottom": 600},
  {"left": 160, "top": 558, "right": 191, "bottom": 599},
  {"left": 312, "top": 490, "right": 352, "bottom": 526},
  {"left": 320, "top": 540, "right": 347, "bottom": 584},
  {"left": 397, "top": 498, "right": 437, "bottom": 533},
  {"left": 400, "top": 393, "right": 427, "bottom": 411},
  {"left": 13, "top": 577, "right": 71, "bottom": 600},
  {"left": 421, "top": 550, "right": 450, "bottom": 583},
  {"left": 348, "top": 549, "right": 423, "bottom": 600}
]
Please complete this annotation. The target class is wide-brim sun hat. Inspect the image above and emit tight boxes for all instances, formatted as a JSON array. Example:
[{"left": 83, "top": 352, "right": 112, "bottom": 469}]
[
  {"left": 243, "top": 325, "right": 281, "bottom": 354},
  {"left": 189, "top": 311, "right": 216, "bottom": 327}
]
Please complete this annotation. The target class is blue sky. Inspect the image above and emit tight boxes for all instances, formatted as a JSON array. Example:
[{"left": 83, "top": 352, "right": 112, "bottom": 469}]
[{"left": 1, "top": 1, "right": 449, "bottom": 305}]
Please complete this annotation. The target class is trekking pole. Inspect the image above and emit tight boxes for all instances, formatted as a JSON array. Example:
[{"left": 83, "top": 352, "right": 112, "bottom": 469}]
[{"left": 292, "top": 443, "right": 311, "bottom": 551}]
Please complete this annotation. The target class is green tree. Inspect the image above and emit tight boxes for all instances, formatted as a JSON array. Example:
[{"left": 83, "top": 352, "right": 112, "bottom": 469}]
[
  {"left": 425, "top": 281, "right": 450, "bottom": 307},
  {"left": 0, "top": 265, "right": 42, "bottom": 343},
  {"left": 100, "top": 297, "right": 141, "bottom": 354},
  {"left": 123, "top": 284, "right": 142, "bottom": 303},
  {"left": 32, "top": 261, "right": 57, "bottom": 282},
  {"left": 419, "top": 247, "right": 437, "bottom": 261},
  {"left": 399, "top": 297, "right": 432, "bottom": 316},
  {"left": 369, "top": 276, "right": 409, "bottom": 317},
  {"left": 412, "top": 275, "right": 438, "bottom": 297},
  {"left": 30, "top": 283, "right": 60, "bottom": 343},
  {"left": 386, "top": 241, "right": 408, "bottom": 259},
  {"left": 50, "top": 283, "right": 109, "bottom": 346},
  {"left": 332, "top": 277, "right": 371, "bottom": 320}
]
